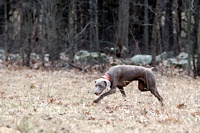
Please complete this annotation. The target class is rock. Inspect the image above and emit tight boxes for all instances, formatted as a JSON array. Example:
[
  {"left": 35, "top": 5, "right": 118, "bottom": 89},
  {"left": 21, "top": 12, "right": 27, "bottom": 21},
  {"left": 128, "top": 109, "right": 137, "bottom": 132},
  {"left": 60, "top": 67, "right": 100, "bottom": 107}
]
[
  {"left": 131, "top": 51, "right": 174, "bottom": 65},
  {"left": 104, "top": 46, "right": 128, "bottom": 58},
  {"left": 177, "top": 52, "right": 188, "bottom": 60},
  {"left": 131, "top": 55, "right": 152, "bottom": 65},
  {"left": 0, "top": 49, "right": 6, "bottom": 60},
  {"left": 74, "top": 50, "right": 90, "bottom": 61},
  {"left": 131, "top": 52, "right": 173, "bottom": 65},
  {"left": 8, "top": 54, "right": 21, "bottom": 61},
  {"left": 60, "top": 52, "right": 67, "bottom": 60},
  {"left": 156, "top": 51, "right": 174, "bottom": 62},
  {"left": 30, "top": 53, "right": 40, "bottom": 60},
  {"left": 74, "top": 50, "right": 108, "bottom": 64},
  {"left": 44, "top": 54, "right": 50, "bottom": 62},
  {"left": 168, "top": 58, "right": 188, "bottom": 69},
  {"left": 168, "top": 52, "right": 188, "bottom": 69},
  {"left": 0, "top": 49, "right": 5, "bottom": 55},
  {"left": 0, "top": 54, "right": 5, "bottom": 61}
]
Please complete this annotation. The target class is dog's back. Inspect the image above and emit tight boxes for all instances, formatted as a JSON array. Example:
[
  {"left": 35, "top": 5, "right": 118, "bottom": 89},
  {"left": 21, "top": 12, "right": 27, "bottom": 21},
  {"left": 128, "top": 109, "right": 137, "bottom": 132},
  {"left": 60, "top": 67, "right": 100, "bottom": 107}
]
[{"left": 106, "top": 65, "right": 154, "bottom": 82}]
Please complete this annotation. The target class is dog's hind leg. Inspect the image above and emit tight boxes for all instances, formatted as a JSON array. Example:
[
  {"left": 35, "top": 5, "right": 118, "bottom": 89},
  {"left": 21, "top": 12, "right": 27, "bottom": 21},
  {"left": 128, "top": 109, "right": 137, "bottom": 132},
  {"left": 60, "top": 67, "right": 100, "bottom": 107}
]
[
  {"left": 149, "top": 88, "right": 163, "bottom": 106},
  {"left": 138, "top": 80, "right": 149, "bottom": 92}
]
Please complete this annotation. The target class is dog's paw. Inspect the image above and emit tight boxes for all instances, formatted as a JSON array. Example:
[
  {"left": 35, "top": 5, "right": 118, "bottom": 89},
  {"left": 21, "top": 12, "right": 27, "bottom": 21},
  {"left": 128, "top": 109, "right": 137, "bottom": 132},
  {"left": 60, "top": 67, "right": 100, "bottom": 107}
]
[
  {"left": 93, "top": 100, "right": 99, "bottom": 103},
  {"left": 123, "top": 97, "right": 127, "bottom": 101}
]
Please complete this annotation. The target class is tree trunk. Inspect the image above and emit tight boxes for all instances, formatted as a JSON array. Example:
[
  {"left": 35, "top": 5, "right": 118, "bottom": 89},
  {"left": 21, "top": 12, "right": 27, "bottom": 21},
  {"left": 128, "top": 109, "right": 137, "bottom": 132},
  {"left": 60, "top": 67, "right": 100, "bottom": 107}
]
[
  {"left": 89, "top": 0, "right": 99, "bottom": 52},
  {"left": 197, "top": 18, "right": 200, "bottom": 75},
  {"left": 94, "top": 0, "right": 99, "bottom": 52},
  {"left": 89, "top": 0, "right": 95, "bottom": 51},
  {"left": 117, "top": 0, "right": 129, "bottom": 58},
  {"left": 196, "top": 0, "right": 200, "bottom": 76},
  {"left": 151, "top": 0, "right": 161, "bottom": 67},
  {"left": 41, "top": 1, "right": 45, "bottom": 67},
  {"left": 26, "top": 0, "right": 32, "bottom": 67},
  {"left": 144, "top": 0, "right": 149, "bottom": 54},
  {"left": 20, "top": 0, "right": 25, "bottom": 65},
  {"left": 186, "top": 0, "right": 192, "bottom": 75},
  {"left": 172, "top": 0, "right": 180, "bottom": 54},
  {"left": 49, "top": 0, "right": 61, "bottom": 62},
  {"left": 192, "top": 0, "right": 200, "bottom": 77},
  {"left": 163, "top": 0, "right": 173, "bottom": 52},
  {"left": 68, "top": 0, "right": 77, "bottom": 64},
  {"left": 87, "top": 0, "right": 101, "bottom": 65},
  {"left": 4, "top": 0, "right": 8, "bottom": 61},
  {"left": 55, "top": 1, "right": 62, "bottom": 61}
]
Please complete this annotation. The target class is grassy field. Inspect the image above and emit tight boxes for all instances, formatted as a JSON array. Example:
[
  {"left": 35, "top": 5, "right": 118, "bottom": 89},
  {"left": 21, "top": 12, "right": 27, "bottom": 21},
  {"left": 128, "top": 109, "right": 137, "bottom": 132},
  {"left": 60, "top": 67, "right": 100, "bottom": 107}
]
[{"left": 0, "top": 67, "right": 200, "bottom": 133}]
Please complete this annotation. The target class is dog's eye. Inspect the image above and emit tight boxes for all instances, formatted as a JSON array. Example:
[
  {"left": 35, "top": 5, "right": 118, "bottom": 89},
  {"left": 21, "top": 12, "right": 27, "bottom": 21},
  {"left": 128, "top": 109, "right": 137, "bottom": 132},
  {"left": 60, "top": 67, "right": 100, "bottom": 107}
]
[{"left": 98, "top": 84, "right": 103, "bottom": 88}]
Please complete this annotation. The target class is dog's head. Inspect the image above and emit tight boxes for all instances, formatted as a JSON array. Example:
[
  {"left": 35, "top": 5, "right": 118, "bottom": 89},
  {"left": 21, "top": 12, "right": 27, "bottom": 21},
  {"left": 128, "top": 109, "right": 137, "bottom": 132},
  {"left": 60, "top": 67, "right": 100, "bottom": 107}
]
[{"left": 94, "top": 78, "right": 111, "bottom": 95}]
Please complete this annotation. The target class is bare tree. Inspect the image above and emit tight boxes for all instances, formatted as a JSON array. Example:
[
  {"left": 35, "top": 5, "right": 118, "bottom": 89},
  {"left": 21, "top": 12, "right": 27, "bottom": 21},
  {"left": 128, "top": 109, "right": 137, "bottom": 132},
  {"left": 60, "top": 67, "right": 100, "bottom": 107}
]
[
  {"left": 197, "top": 18, "right": 200, "bottom": 75},
  {"left": 183, "top": 0, "right": 192, "bottom": 75},
  {"left": 144, "top": 0, "right": 149, "bottom": 54},
  {"left": 151, "top": 0, "right": 161, "bottom": 66},
  {"left": 89, "top": 0, "right": 99, "bottom": 52},
  {"left": 172, "top": 0, "right": 180, "bottom": 53},
  {"left": 4, "top": 0, "right": 8, "bottom": 61},
  {"left": 20, "top": 0, "right": 25, "bottom": 65},
  {"left": 26, "top": 0, "right": 32, "bottom": 67},
  {"left": 68, "top": 0, "right": 77, "bottom": 64},
  {"left": 48, "top": 0, "right": 62, "bottom": 62},
  {"left": 94, "top": 0, "right": 99, "bottom": 52},
  {"left": 39, "top": 0, "right": 50, "bottom": 66},
  {"left": 117, "top": 0, "right": 129, "bottom": 57},
  {"left": 163, "top": 0, "right": 173, "bottom": 52},
  {"left": 195, "top": 0, "right": 200, "bottom": 76},
  {"left": 89, "top": 0, "right": 95, "bottom": 51}
]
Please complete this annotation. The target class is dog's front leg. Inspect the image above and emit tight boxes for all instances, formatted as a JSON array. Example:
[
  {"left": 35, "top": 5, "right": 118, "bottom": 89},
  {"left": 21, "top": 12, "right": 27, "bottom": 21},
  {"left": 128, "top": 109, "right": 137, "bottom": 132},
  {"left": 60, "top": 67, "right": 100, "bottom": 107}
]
[
  {"left": 117, "top": 86, "right": 126, "bottom": 97},
  {"left": 93, "top": 88, "right": 116, "bottom": 103}
]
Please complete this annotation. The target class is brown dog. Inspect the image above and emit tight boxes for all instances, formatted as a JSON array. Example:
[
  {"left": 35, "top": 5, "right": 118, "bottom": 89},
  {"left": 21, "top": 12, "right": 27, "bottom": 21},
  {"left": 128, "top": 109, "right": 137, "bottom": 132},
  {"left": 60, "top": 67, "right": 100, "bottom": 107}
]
[{"left": 94, "top": 65, "right": 163, "bottom": 106}]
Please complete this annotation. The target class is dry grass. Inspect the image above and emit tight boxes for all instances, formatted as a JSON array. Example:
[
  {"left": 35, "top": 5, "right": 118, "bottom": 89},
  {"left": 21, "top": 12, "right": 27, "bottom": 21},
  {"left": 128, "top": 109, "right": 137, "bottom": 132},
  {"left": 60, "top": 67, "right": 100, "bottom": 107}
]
[{"left": 0, "top": 67, "right": 200, "bottom": 133}]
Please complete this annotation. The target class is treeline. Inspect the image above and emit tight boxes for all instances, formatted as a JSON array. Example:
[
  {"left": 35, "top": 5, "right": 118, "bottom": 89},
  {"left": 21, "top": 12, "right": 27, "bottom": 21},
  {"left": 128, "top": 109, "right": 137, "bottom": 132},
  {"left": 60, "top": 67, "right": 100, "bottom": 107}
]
[{"left": 0, "top": 0, "right": 200, "bottom": 75}]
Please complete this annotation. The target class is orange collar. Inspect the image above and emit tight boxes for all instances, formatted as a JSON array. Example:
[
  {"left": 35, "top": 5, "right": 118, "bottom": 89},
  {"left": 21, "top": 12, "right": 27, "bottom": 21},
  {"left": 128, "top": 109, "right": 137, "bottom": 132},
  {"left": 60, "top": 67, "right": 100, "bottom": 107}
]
[{"left": 101, "top": 74, "right": 110, "bottom": 81}]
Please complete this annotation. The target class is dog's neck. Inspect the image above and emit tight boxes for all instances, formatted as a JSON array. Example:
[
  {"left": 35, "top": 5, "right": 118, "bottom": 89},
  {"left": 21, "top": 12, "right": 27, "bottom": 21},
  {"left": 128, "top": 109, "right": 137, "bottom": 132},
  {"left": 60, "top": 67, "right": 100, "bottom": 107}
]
[{"left": 101, "top": 73, "right": 110, "bottom": 81}]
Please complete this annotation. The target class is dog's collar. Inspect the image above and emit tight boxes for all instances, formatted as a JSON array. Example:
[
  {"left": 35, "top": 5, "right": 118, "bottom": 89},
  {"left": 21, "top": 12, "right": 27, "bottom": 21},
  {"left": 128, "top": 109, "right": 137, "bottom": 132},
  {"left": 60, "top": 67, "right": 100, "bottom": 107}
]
[{"left": 101, "top": 74, "right": 110, "bottom": 81}]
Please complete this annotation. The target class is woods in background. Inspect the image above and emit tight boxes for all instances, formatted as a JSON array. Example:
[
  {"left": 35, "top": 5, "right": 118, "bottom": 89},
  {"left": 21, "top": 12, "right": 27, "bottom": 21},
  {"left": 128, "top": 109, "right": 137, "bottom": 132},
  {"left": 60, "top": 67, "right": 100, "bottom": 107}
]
[{"left": 0, "top": 0, "right": 200, "bottom": 75}]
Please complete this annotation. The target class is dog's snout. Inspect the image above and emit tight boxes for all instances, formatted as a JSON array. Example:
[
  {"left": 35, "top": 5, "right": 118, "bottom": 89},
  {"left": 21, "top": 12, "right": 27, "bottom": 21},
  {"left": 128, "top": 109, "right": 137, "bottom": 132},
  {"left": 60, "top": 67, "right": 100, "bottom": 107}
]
[{"left": 94, "top": 89, "right": 101, "bottom": 95}]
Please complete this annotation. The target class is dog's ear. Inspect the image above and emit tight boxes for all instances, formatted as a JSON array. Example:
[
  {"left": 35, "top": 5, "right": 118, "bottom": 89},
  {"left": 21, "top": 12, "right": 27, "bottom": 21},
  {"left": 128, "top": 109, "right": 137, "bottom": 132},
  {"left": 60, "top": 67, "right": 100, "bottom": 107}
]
[
  {"left": 103, "top": 81, "right": 107, "bottom": 87},
  {"left": 105, "top": 80, "right": 111, "bottom": 91}
]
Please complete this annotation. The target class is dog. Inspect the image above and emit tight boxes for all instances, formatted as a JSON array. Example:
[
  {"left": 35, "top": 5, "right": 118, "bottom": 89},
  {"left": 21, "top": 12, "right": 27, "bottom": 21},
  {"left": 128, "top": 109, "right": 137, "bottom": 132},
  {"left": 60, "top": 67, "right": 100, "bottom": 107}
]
[{"left": 93, "top": 65, "right": 163, "bottom": 106}]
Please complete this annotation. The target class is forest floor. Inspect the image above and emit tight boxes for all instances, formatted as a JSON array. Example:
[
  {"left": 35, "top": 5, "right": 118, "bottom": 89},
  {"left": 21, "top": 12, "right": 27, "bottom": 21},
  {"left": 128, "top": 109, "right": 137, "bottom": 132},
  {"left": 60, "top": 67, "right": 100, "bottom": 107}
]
[{"left": 0, "top": 66, "right": 200, "bottom": 133}]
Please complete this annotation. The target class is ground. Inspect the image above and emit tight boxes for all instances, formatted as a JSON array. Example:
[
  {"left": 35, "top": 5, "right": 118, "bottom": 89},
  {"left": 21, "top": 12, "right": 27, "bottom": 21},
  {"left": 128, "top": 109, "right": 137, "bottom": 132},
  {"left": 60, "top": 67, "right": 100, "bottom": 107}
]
[{"left": 0, "top": 67, "right": 200, "bottom": 133}]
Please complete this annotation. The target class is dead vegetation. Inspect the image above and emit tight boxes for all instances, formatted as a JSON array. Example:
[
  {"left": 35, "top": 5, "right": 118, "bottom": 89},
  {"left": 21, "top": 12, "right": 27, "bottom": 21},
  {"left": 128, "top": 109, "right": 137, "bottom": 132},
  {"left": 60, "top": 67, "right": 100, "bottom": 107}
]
[{"left": 0, "top": 67, "right": 200, "bottom": 133}]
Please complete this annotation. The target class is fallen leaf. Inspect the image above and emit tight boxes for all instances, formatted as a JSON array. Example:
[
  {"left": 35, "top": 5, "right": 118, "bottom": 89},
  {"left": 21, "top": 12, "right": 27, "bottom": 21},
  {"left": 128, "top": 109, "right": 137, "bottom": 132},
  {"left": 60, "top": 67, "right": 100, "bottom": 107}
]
[
  {"left": 49, "top": 97, "right": 56, "bottom": 104},
  {"left": 176, "top": 103, "right": 187, "bottom": 109},
  {"left": 87, "top": 116, "right": 95, "bottom": 120}
]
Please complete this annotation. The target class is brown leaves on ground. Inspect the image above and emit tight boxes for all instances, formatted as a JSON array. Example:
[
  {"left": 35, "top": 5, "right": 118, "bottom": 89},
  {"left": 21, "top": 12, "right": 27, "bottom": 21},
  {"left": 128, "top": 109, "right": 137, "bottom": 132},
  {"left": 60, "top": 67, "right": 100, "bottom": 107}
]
[{"left": 0, "top": 68, "right": 200, "bottom": 132}]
